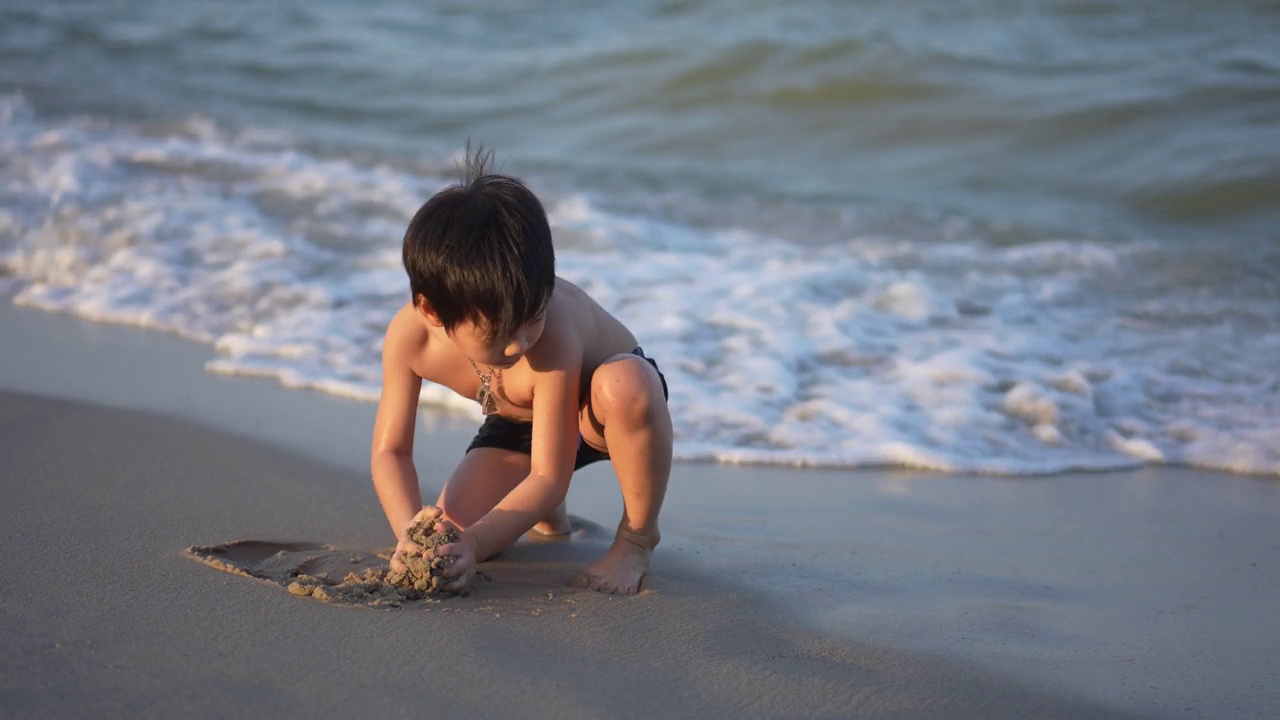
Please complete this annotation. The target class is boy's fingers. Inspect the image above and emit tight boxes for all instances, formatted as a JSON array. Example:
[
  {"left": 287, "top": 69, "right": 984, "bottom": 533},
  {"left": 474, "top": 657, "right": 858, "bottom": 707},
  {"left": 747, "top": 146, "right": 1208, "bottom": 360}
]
[
  {"left": 430, "top": 549, "right": 473, "bottom": 580},
  {"left": 436, "top": 557, "right": 467, "bottom": 579},
  {"left": 412, "top": 506, "right": 443, "bottom": 524},
  {"left": 443, "top": 575, "right": 469, "bottom": 593},
  {"left": 441, "top": 564, "right": 473, "bottom": 589},
  {"left": 432, "top": 540, "right": 469, "bottom": 558}
]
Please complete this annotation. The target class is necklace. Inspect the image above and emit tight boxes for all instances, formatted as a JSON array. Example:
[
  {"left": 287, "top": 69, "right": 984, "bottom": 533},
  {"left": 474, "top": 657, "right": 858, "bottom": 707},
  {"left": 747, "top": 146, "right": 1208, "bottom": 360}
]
[{"left": 468, "top": 358, "right": 500, "bottom": 416}]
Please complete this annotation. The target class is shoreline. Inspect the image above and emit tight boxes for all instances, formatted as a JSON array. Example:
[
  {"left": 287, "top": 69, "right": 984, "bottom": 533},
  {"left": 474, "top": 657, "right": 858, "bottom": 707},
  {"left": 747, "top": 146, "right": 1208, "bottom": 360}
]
[{"left": 2, "top": 302, "right": 1278, "bottom": 718}]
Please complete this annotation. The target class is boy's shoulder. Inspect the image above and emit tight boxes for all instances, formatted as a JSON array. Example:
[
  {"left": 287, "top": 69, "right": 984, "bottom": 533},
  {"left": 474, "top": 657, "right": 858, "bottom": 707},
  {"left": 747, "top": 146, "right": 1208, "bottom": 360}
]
[
  {"left": 539, "top": 280, "right": 636, "bottom": 366},
  {"left": 382, "top": 303, "right": 430, "bottom": 369}
]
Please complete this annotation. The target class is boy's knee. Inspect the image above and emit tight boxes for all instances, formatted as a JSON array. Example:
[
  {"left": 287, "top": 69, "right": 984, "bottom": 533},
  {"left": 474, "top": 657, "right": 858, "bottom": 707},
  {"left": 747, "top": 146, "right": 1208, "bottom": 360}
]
[{"left": 592, "top": 356, "right": 663, "bottom": 428}]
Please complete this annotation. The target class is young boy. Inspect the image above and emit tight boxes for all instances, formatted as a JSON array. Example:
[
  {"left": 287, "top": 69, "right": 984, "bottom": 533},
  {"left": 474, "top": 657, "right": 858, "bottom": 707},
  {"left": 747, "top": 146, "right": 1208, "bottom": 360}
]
[{"left": 370, "top": 147, "right": 672, "bottom": 595}]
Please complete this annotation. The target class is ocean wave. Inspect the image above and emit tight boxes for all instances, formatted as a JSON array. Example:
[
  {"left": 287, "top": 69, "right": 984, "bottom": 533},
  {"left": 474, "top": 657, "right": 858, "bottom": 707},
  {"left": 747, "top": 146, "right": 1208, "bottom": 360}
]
[{"left": 2, "top": 3, "right": 1279, "bottom": 481}]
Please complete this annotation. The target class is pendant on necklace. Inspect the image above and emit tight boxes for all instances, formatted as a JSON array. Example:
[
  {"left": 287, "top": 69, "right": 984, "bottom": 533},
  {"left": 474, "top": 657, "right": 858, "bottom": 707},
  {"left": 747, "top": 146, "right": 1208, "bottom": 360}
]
[
  {"left": 476, "top": 377, "right": 499, "bottom": 416},
  {"left": 470, "top": 358, "right": 500, "bottom": 416}
]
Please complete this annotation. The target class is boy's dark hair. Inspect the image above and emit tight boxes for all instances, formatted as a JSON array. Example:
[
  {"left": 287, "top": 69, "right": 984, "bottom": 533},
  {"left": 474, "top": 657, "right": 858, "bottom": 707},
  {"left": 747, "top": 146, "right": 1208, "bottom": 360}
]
[{"left": 402, "top": 145, "right": 555, "bottom": 341}]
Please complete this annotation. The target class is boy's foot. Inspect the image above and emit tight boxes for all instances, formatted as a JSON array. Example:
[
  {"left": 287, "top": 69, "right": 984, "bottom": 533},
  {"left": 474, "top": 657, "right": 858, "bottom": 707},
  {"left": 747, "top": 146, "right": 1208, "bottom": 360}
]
[
  {"left": 530, "top": 501, "right": 572, "bottom": 537},
  {"left": 570, "top": 533, "right": 652, "bottom": 595}
]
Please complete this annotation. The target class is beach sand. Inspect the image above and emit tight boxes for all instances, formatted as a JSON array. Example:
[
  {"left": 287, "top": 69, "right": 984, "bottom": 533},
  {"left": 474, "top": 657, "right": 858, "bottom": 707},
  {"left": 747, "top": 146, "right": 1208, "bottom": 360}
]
[{"left": 2, "top": 303, "right": 1277, "bottom": 719}]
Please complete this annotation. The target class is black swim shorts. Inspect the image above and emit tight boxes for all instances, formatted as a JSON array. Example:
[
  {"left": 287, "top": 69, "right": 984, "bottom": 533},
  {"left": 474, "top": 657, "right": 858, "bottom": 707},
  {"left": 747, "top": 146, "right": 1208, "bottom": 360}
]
[{"left": 465, "top": 347, "right": 669, "bottom": 470}]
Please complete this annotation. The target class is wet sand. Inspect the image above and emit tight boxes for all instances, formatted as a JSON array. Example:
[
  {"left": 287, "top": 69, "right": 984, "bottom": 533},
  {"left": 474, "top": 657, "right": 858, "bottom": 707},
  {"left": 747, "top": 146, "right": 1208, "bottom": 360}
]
[
  {"left": 0, "top": 389, "right": 1154, "bottom": 719},
  {"left": 1, "top": 304, "right": 1277, "bottom": 718}
]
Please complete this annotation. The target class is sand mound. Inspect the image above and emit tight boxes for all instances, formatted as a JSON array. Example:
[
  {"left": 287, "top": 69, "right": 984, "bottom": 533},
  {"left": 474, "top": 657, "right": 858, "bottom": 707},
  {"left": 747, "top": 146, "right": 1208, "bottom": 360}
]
[
  {"left": 185, "top": 510, "right": 608, "bottom": 608},
  {"left": 385, "top": 507, "right": 467, "bottom": 599},
  {"left": 186, "top": 541, "right": 415, "bottom": 607},
  {"left": 186, "top": 508, "right": 470, "bottom": 607}
]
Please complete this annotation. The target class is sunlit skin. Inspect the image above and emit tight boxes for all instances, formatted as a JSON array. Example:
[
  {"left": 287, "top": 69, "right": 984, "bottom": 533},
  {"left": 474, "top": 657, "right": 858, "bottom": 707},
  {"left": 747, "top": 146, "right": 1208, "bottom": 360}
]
[{"left": 370, "top": 277, "right": 672, "bottom": 594}]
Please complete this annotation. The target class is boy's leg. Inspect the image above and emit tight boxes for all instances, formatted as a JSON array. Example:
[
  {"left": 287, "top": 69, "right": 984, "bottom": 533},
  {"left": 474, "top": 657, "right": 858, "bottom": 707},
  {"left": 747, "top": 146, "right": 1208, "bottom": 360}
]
[
  {"left": 572, "top": 353, "right": 673, "bottom": 594},
  {"left": 437, "top": 448, "right": 569, "bottom": 537}
]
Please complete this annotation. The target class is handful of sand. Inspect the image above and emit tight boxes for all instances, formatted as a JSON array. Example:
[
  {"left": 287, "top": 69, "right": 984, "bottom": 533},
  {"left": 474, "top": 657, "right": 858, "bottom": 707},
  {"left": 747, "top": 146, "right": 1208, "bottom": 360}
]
[{"left": 386, "top": 507, "right": 469, "bottom": 598}]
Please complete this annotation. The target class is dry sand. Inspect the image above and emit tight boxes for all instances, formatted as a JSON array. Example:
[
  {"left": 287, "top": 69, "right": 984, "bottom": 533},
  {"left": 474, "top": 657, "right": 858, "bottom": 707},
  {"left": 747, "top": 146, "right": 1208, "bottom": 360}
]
[{"left": 2, "top": 303, "right": 1278, "bottom": 719}]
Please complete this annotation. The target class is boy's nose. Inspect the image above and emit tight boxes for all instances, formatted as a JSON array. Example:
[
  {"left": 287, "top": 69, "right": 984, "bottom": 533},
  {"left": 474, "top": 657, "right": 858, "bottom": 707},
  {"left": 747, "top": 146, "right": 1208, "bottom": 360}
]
[{"left": 504, "top": 335, "right": 527, "bottom": 359}]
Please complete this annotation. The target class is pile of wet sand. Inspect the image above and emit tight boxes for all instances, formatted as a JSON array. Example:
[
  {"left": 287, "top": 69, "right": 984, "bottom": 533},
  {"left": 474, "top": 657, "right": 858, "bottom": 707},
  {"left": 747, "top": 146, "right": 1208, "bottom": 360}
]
[
  {"left": 385, "top": 508, "right": 464, "bottom": 599},
  {"left": 187, "top": 507, "right": 469, "bottom": 608}
]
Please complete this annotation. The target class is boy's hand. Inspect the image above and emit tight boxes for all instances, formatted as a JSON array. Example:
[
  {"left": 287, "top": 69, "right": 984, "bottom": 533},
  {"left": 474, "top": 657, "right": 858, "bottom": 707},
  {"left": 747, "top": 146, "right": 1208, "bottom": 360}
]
[
  {"left": 390, "top": 535, "right": 425, "bottom": 573},
  {"left": 430, "top": 524, "right": 478, "bottom": 594},
  {"left": 390, "top": 506, "right": 444, "bottom": 573}
]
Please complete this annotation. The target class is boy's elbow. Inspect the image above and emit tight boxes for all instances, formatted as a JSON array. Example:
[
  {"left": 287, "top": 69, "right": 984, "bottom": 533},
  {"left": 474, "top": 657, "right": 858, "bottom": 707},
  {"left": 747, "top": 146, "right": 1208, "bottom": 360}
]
[
  {"left": 369, "top": 446, "right": 412, "bottom": 473},
  {"left": 531, "top": 470, "right": 571, "bottom": 505}
]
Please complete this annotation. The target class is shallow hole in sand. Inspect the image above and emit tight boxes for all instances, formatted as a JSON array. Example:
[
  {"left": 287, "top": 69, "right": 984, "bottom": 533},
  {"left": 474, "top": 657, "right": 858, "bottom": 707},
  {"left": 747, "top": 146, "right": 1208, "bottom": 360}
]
[{"left": 185, "top": 515, "right": 612, "bottom": 611}]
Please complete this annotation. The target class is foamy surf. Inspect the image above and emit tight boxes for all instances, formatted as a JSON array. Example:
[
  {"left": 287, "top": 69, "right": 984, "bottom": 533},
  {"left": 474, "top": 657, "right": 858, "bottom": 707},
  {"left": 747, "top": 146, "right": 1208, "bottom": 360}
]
[{"left": 2, "top": 97, "right": 1276, "bottom": 477}]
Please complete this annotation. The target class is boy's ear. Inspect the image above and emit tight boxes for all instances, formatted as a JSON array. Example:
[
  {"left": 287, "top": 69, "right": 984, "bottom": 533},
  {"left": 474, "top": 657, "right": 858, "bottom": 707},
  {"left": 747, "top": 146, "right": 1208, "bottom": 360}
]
[{"left": 414, "top": 295, "right": 444, "bottom": 328}]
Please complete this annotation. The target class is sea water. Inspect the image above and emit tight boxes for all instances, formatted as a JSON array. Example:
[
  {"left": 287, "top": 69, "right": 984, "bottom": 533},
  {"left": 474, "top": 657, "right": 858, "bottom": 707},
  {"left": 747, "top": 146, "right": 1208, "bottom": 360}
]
[{"left": 1, "top": 1, "right": 1277, "bottom": 475}]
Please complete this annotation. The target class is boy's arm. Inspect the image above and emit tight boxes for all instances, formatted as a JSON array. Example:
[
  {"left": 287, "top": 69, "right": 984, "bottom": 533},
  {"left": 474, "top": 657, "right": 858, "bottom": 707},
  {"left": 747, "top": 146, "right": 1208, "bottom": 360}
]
[
  {"left": 457, "top": 327, "right": 582, "bottom": 563},
  {"left": 370, "top": 312, "right": 425, "bottom": 547}
]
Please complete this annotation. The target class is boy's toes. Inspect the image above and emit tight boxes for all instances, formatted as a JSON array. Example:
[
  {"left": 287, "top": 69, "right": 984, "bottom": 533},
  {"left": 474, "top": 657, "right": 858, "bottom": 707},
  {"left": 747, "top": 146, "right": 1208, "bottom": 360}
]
[
  {"left": 569, "top": 569, "right": 642, "bottom": 595},
  {"left": 610, "top": 578, "right": 642, "bottom": 595}
]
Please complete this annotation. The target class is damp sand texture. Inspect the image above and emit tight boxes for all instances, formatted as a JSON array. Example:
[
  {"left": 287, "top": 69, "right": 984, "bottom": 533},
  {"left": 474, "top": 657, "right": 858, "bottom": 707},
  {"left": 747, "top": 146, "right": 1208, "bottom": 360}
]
[{"left": 187, "top": 508, "right": 469, "bottom": 607}]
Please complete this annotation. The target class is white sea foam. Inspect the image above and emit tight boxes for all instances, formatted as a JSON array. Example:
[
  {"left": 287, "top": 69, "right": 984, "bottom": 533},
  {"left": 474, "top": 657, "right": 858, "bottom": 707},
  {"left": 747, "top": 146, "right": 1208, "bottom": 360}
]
[{"left": 2, "top": 98, "right": 1277, "bottom": 476}]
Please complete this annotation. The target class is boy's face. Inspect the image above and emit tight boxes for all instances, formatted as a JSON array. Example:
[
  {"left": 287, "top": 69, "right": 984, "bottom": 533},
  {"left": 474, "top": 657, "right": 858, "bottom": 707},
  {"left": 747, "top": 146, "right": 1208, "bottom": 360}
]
[{"left": 449, "top": 310, "right": 547, "bottom": 369}]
